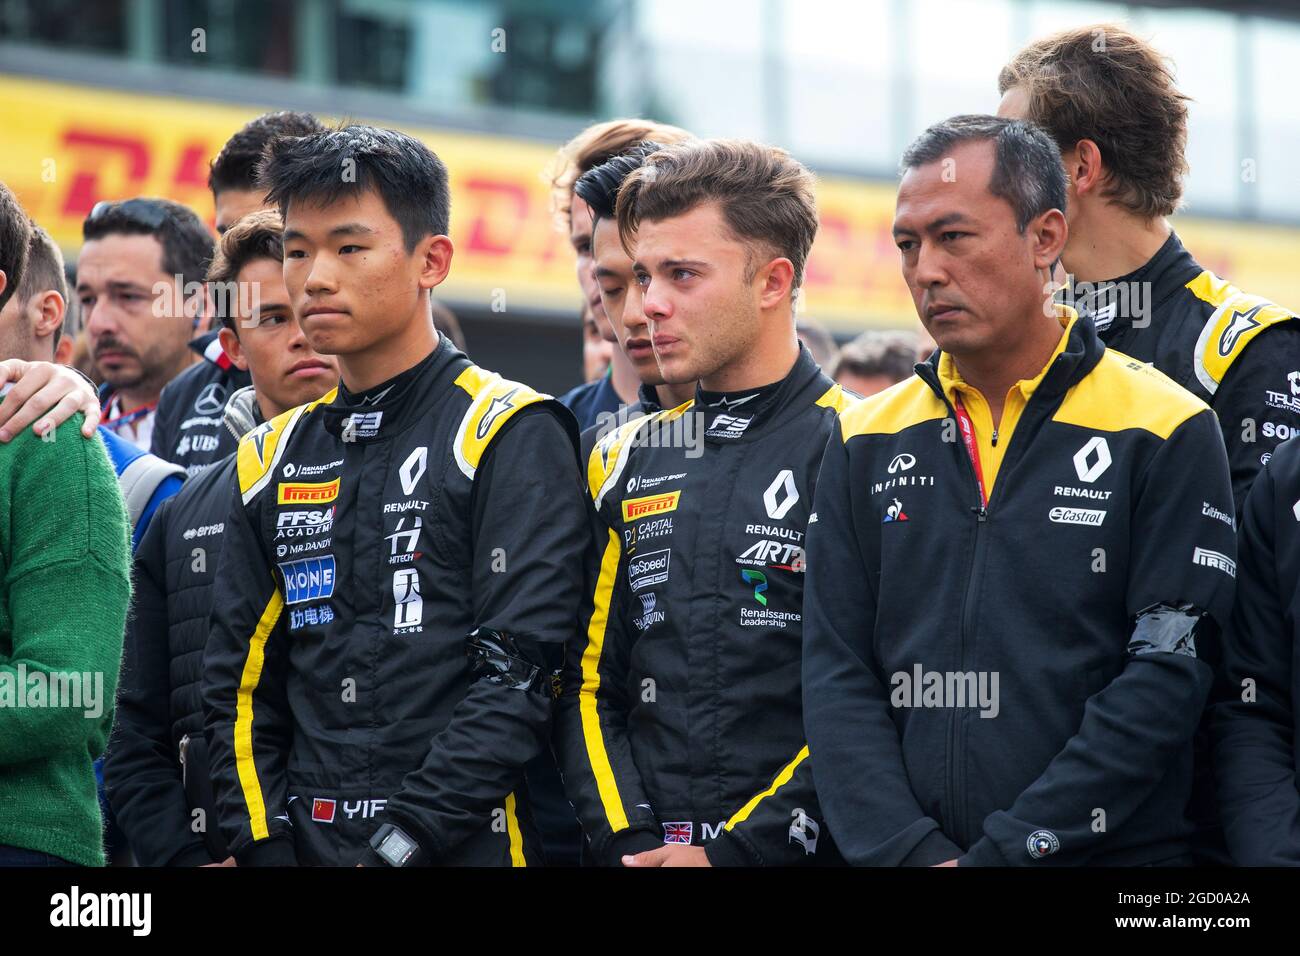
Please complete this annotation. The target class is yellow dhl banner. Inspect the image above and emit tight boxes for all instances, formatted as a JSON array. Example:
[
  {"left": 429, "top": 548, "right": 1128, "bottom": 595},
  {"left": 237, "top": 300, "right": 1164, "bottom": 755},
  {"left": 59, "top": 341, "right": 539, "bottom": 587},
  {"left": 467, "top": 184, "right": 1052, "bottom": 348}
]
[{"left": 2, "top": 73, "right": 1298, "bottom": 330}]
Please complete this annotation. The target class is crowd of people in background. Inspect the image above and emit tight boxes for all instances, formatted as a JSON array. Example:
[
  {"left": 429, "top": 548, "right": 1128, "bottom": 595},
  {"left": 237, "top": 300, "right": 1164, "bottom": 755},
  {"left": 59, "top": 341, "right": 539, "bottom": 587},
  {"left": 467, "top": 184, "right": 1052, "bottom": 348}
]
[{"left": 0, "top": 22, "right": 1298, "bottom": 869}]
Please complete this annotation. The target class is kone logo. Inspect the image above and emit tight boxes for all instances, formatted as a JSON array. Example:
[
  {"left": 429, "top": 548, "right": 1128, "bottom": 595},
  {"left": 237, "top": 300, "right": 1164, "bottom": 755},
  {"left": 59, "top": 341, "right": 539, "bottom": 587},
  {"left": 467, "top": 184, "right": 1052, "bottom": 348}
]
[
  {"left": 763, "top": 469, "right": 799, "bottom": 520},
  {"left": 1073, "top": 436, "right": 1112, "bottom": 483}
]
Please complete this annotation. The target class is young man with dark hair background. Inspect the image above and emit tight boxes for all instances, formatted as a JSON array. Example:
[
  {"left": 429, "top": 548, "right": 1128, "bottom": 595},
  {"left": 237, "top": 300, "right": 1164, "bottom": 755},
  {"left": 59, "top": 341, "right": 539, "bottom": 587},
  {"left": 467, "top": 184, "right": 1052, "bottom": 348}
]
[
  {"left": 151, "top": 111, "right": 326, "bottom": 475},
  {"left": 108, "top": 210, "right": 339, "bottom": 867}
]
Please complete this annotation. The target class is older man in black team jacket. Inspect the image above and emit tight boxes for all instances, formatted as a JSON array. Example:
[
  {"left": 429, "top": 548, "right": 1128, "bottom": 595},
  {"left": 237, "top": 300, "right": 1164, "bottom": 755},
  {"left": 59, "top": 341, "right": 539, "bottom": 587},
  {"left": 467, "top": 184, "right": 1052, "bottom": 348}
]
[
  {"left": 202, "top": 127, "right": 587, "bottom": 867},
  {"left": 557, "top": 139, "right": 850, "bottom": 867},
  {"left": 803, "top": 117, "right": 1236, "bottom": 867}
]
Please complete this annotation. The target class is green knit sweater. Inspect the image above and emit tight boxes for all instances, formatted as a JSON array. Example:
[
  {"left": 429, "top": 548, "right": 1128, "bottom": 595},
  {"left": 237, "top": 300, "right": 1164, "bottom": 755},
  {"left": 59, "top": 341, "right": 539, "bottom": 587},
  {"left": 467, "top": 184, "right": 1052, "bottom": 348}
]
[{"left": 0, "top": 416, "right": 130, "bottom": 866}]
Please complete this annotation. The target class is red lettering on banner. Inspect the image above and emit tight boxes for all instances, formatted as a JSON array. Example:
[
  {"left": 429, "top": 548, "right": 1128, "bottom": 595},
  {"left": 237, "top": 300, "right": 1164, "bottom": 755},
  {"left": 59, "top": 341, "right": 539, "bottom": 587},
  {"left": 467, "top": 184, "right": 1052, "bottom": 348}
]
[
  {"left": 60, "top": 130, "right": 151, "bottom": 218},
  {"left": 461, "top": 178, "right": 529, "bottom": 256}
]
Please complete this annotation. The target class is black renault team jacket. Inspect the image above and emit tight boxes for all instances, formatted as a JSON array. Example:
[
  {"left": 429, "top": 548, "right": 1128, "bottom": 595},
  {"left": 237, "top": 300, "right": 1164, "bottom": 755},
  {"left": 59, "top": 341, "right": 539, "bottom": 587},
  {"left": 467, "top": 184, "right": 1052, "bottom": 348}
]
[
  {"left": 1211, "top": 436, "right": 1300, "bottom": 864},
  {"left": 152, "top": 331, "right": 253, "bottom": 476},
  {"left": 1066, "top": 231, "right": 1300, "bottom": 512},
  {"left": 803, "top": 314, "right": 1238, "bottom": 866},
  {"left": 202, "top": 335, "right": 588, "bottom": 866},
  {"left": 557, "top": 345, "right": 851, "bottom": 866},
  {"left": 106, "top": 386, "right": 262, "bottom": 865}
]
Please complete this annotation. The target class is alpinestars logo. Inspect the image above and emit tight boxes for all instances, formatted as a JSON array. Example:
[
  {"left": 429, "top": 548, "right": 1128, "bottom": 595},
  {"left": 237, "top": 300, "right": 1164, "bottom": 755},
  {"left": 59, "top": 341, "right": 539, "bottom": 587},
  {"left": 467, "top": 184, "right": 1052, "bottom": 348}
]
[
  {"left": 1218, "top": 304, "right": 1265, "bottom": 356},
  {"left": 477, "top": 389, "right": 519, "bottom": 440},
  {"left": 883, "top": 498, "right": 909, "bottom": 522},
  {"left": 1073, "top": 436, "right": 1112, "bottom": 483},
  {"left": 763, "top": 470, "right": 799, "bottom": 520}
]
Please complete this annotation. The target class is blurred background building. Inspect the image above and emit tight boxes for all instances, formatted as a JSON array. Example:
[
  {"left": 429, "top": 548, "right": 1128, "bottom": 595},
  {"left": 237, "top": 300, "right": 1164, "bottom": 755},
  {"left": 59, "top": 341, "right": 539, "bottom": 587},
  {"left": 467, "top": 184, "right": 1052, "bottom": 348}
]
[{"left": 1, "top": 0, "right": 1297, "bottom": 392}]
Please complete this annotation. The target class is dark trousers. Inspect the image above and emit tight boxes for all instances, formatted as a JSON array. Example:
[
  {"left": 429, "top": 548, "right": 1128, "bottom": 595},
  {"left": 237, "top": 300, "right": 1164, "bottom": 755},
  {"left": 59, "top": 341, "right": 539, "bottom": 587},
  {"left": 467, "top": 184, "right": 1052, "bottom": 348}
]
[{"left": 0, "top": 844, "right": 76, "bottom": 866}]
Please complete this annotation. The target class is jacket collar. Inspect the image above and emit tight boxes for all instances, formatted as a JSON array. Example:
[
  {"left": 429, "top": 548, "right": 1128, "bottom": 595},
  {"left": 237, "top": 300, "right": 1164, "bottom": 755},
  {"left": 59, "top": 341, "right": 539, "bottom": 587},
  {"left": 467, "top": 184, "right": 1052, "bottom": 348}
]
[
  {"left": 190, "top": 329, "right": 235, "bottom": 370},
  {"left": 917, "top": 305, "right": 1104, "bottom": 408},
  {"left": 694, "top": 342, "right": 826, "bottom": 445},
  {"left": 222, "top": 385, "right": 264, "bottom": 441},
  {"left": 321, "top": 333, "right": 460, "bottom": 442},
  {"left": 1060, "top": 230, "right": 1202, "bottom": 336}
]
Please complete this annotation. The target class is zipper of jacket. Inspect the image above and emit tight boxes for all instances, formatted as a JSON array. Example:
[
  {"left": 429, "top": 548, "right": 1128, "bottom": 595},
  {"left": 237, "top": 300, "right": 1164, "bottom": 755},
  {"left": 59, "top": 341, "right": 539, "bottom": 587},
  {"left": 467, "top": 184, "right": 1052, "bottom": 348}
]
[
  {"left": 918, "top": 367, "right": 987, "bottom": 850},
  {"left": 179, "top": 733, "right": 190, "bottom": 791}
]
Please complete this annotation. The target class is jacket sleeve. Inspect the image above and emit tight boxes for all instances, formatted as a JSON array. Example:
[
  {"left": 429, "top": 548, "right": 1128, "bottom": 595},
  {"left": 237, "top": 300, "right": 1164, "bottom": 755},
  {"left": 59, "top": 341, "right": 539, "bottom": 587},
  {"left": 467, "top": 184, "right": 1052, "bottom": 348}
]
[
  {"left": 201, "top": 473, "right": 296, "bottom": 866},
  {"left": 802, "top": 429, "right": 964, "bottom": 866},
  {"left": 1214, "top": 322, "right": 1300, "bottom": 514},
  {"left": 149, "top": 384, "right": 176, "bottom": 463},
  {"left": 105, "top": 497, "right": 214, "bottom": 866},
  {"left": 961, "top": 408, "right": 1237, "bottom": 866},
  {"left": 704, "top": 746, "right": 830, "bottom": 866},
  {"left": 1211, "top": 450, "right": 1300, "bottom": 864},
  {"left": 375, "top": 407, "right": 591, "bottom": 862},
  {"left": 553, "top": 490, "right": 662, "bottom": 865},
  {"left": 0, "top": 422, "right": 130, "bottom": 766}
]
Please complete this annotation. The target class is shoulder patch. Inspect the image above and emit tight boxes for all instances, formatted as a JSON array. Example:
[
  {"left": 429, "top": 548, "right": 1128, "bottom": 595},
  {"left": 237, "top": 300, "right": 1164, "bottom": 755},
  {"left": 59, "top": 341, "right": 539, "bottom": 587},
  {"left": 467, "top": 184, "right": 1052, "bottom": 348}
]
[
  {"left": 588, "top": 400, "right": 694, "bottom": 510},
  {"left": 236, "top": 388, "right": 336, "bottom": 504},
  {"left": 1187, "top": 271, "right": 1298, "bottom": 395},
  {"left": 453, "top": 366, "right": 550, "bottom": 480},
  {"left": 815, "top": 382, "right": 855, "bottom": 415},
  {"left": 1054, "top": 350, "right": 1208, "bottom": 440},
  {"left": 838, "top": 376, "right": 946, "bottom": 441}
]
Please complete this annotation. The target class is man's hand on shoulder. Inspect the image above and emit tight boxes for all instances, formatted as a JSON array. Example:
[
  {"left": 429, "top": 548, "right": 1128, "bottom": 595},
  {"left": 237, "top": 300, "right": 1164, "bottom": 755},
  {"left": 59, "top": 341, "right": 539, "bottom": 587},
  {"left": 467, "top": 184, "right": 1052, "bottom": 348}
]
[{"left": 0, "top": 360, "right": 100, "bottom": 441}]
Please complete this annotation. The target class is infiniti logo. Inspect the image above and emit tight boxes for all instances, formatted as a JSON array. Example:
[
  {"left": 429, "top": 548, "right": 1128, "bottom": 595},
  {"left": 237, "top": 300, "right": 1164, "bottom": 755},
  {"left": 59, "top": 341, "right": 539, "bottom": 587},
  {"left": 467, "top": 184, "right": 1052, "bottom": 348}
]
[{"left": 887, "top": 453, "right": 916, "bottom": 474}]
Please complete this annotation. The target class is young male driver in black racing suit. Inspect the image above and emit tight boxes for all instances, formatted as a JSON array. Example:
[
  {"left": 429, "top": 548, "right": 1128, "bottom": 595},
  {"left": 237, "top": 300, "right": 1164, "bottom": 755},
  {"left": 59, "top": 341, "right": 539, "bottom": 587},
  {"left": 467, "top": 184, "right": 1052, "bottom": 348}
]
[
  {"left": 202, "top": 126, "right": 589, "bottom": 866},
  {"left": 557, "top": 139, "right": 850, "bottom": 866}
]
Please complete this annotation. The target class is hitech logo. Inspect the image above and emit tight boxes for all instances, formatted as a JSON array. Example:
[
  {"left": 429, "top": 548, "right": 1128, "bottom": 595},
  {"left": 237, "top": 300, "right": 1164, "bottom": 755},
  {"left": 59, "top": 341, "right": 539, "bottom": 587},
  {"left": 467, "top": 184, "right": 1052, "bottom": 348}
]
[
  {"left": 623, "top": 490, "right": 681, "bottom": 521},
  {"left": 278, "top": 478, "right": 341, "bottom": 504}
]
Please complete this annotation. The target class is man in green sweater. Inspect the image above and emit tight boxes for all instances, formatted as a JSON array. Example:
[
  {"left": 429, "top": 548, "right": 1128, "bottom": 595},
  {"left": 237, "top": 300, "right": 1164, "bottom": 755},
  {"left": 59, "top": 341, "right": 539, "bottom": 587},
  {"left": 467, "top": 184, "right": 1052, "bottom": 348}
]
[
  {"left": 0, "top": 409, "right": 131, "bottom": 866},
  {"left": 0, "top": 182, "right": 131, "bottom": 866}
]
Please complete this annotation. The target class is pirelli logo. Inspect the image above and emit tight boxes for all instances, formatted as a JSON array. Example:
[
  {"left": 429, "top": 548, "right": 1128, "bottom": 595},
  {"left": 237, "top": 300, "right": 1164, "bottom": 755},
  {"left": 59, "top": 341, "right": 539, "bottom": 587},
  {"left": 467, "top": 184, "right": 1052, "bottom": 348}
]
[
  {"left": 1192, "top": 546, "right": 1236, "bottom": 578},
  {"left": 623, "top": 491, "right": 681, "bottom": 522},
  {"left": 278, "top": 479, "right": 341, "bottom": 504}
]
